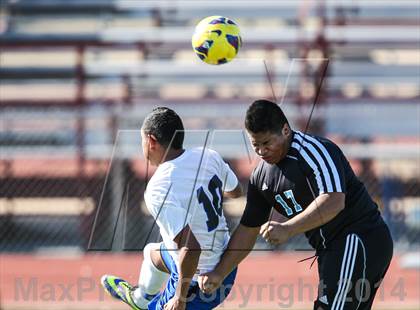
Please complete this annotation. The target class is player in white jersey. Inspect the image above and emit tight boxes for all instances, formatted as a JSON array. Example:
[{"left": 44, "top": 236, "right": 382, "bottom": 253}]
[{"left": 101, "top": 107, "right": 241, "bottom": 310}]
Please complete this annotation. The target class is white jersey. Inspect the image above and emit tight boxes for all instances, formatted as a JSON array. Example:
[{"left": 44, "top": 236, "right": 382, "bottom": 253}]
[{"left": 144, "top": 147, "right": 238, "bottom": 276}]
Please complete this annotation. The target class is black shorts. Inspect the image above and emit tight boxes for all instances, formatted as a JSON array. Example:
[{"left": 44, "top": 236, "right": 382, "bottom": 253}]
[{"left": 314, "top": 223, "right": 393, "bottom": 310}]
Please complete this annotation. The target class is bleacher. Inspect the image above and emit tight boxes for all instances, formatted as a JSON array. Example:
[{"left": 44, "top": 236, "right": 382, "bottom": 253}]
[{"left": 0, "top": 0, "right": 419, "bottom": 251}]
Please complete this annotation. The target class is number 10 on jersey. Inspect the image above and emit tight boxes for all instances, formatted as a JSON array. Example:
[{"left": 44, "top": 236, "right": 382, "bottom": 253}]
[{"left": 197, "top": 175, "right": 224, "bottom": 232}]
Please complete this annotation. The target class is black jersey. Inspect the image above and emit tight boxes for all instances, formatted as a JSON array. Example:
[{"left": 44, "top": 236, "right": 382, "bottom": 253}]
[{"left": 241, "top": 131, "right": 383, "bottom": 250}]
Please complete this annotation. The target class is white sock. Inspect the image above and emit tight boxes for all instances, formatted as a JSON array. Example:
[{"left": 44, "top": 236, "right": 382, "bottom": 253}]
[{"left": 132, "top": 243, "right": 169, "bottom": 308}]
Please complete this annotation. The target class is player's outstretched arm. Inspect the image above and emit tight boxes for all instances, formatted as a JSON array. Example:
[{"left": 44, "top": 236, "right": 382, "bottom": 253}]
[
  {"left": 216, "top": 223, "right": 260, "bottom": 276},
  {"left": 199, "top": 223, "right": 259, "bottom": 293},
  {"left": 165, "top": 225, "right": 201, "bottom": 310}
]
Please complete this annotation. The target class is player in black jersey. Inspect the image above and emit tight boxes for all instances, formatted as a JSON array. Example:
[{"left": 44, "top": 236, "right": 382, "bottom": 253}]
[{"left": 199, "top": 99, "right": 393, "bottom": 310}]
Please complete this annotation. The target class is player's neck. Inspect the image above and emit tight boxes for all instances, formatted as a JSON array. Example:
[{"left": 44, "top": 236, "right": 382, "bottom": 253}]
[
  {"left": 161, "top": 148, "right": 185, "bottom": 163},
  {"left": 277, "top": 131, "right": 294, "bottom": 162},
  {"left": 285, "top": 130, "right": 294, "bottom": 151}
]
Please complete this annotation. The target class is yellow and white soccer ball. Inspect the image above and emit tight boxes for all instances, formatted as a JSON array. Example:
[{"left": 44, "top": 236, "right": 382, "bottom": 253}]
[{"left": 192, "top": 16, "right": 242, "bottom": 65}]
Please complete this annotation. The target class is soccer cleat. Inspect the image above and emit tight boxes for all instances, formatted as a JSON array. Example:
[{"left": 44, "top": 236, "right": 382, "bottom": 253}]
[{"left": 100, "top": 275, "right": 146, "bottom": 310}]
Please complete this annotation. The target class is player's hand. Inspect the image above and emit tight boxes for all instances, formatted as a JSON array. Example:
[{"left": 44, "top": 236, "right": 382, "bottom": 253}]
[
  {"left": 260, "top": 221, "right": 291, "bottom": 245},
  {"left": 164, "top": 296, "right": 186, "bottom": 310},
  {"left": 198, "top": 271, "right": 224, "bottom": 294}
]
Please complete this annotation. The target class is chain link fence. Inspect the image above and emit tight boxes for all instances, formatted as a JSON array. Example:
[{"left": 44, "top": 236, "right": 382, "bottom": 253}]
[
  {"left": 1, "top": 139, "right": 419, "bottom": 253},
  {"left": 0, "top": 0, "right": 419, "bottom": 255}
]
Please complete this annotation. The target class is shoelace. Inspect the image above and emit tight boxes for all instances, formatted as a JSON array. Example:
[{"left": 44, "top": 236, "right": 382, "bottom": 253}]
[{"left": 298, "top": 254, "right": 318, "bottom": 269}]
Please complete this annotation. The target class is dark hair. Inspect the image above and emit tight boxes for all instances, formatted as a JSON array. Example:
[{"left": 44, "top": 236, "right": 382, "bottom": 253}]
[
  {"left": 142, "top": 107, "right": 184, "bottom": 149},
  {"left": 245, "top": 99, "right": 289, "bottom": 134}
]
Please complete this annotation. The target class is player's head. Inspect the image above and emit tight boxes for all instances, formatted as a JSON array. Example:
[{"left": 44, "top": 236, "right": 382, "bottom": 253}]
[
  {"left": 141, "top": 107, "right": 184, "bottom": 165},
  {"left": 245, "top": 99, "right": 292, "bottom": 164},
  {"left": 245, "top": 99, "right": 289, "bottom": 133}
]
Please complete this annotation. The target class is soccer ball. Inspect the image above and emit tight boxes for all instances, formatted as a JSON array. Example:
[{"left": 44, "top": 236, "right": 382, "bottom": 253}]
[{"left": 192, "top": 16, "right": 242, "bottom": 65}]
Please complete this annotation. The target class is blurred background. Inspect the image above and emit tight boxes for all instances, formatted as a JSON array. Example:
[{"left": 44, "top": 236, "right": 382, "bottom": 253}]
[{"left": 0, "top": 0, "right": 419, "bottom": 309}]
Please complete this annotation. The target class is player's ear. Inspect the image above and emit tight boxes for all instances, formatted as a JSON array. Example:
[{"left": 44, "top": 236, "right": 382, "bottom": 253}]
[
  {"left": 147, "top": 134, "right": 159, "bottom": 149},
  {"left": 282, "top": 123, "right": 291, "bottom": 137}
]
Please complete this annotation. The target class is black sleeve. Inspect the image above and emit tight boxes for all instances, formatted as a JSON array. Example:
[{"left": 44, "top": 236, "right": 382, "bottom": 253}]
[
  {"left": 240, "top": 181, "right": 272, "bottom": 227},
  {"left": 317, "top": 141, "right": 346, "bottom": 194},
  {"left": 301, "top": 138, "right": 347, "bottom": 196}
]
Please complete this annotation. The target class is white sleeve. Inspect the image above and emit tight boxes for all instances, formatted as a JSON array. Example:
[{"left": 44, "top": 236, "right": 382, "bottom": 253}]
[
  {"left": 144, "top": 181, "right": 191, "bottom": 241},
  {"left": 212, "top": 150, "right": 238, "bottom": 192},
  {"left": 220, "top": 161, "right": 238, "bottom": 192}
]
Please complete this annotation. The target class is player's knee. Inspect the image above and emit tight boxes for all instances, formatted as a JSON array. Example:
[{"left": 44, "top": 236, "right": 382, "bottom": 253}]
[
  {"left": 143, "top": 243, "right": 160, "bottom": 261},
  {"left": 143, "top": 242, "right": 167, "bottom": 273}
]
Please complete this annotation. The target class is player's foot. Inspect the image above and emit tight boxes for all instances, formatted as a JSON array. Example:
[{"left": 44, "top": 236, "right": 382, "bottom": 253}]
[{"left": 100, "top": 275, "right": 146, "bottom": 310}]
